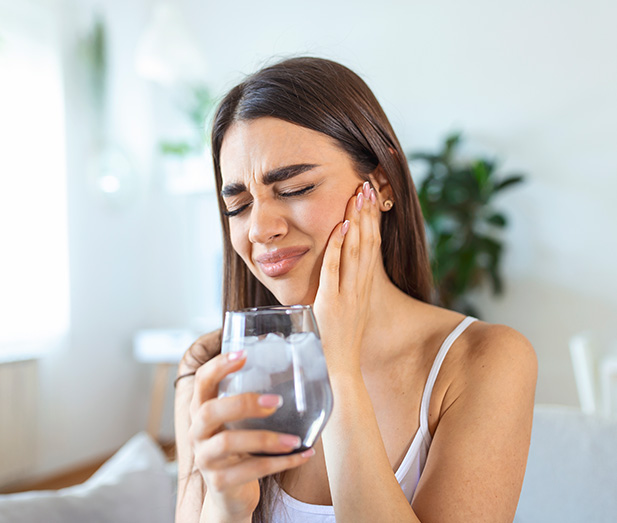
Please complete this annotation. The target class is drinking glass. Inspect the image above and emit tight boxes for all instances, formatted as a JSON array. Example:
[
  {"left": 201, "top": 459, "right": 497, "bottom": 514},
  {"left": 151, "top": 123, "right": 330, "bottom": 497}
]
[{"left": 218, "top": 305, "right": 333, "bottom": 455}]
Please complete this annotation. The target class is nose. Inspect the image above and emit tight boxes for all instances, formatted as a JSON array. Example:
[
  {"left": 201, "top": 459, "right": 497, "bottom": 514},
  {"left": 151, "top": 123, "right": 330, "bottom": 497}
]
[{"left": 248, "top": 199, "right": 288, "bottom": 244}]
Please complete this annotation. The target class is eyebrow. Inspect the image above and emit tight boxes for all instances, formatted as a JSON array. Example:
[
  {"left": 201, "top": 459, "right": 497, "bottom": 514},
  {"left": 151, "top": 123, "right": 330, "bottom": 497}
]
[{"left": 220, "top": 163, "right": 319, "bottom": 197}]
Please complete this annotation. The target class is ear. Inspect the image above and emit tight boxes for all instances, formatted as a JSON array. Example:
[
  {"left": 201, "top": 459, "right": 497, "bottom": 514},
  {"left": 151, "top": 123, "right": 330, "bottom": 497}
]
[{"left": 368, "top": 165, "right": 394, "bottom": 212}]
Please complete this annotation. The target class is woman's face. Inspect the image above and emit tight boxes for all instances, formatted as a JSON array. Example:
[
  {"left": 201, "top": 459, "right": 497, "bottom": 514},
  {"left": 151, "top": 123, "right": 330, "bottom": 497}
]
[{"left": 219, "top": 117, "right": 367, "bottom": 305}]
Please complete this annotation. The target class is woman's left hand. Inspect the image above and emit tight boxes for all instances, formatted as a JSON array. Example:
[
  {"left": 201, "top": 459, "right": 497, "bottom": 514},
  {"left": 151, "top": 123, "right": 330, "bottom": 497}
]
[{"left": 312, "top": 181, "right": 382, "bottom": 375}]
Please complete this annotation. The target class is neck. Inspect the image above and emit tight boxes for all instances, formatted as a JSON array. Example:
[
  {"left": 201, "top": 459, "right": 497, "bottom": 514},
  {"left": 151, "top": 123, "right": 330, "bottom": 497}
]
[{"left": 359, "top": 260, "right": 423, "bottom": 365}]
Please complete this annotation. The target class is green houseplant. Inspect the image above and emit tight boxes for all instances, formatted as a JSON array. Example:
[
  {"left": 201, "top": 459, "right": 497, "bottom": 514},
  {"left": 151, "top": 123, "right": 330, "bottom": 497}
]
[
  {"left": 159, "top": 85, "right": 215, "bottom": 156},
  {"left": 157, "top": 85, "right": 217, "bottom": 194},
  {"left": 408, "top": 132, "right": 525, "bottom": 317}
]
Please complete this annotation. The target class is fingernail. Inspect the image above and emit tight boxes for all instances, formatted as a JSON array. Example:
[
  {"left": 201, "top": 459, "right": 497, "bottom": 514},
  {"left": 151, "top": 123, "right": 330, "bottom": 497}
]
[
  {"left": 279, "top": 434, "right": 302, "bottom": 448},
  {"left": 356, "top": 192, "right": 364, "bottom": 211},
  {"left": 341, "top": 219, "right": 350, "bottom": 236},
  {"left": 227, "top": 350, "right": 246, "bottom": 362},
  {"left": 301, "top": 448, "right": 315, "bottom": 458},
  {"left": 258, "top": 394, "right": 283, "bottom": 408},
  {"left": 363, "top": 181, "right": 371, "bottom": 197},
  {"left": 370, "top": 188, "right": 376, "bottom": 204}
]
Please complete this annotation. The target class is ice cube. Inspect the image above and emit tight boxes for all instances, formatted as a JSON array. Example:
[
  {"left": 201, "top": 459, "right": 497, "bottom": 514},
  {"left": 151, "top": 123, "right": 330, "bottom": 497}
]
[
  {"left": 302, "top": 353, "right": 328, "bottom": 381},
  {"left": 226, "top": 367, "right": 272, "bottom": 394},
  {"left": 253, "top": 332, "right": 291, "bottom": 373},
  {"left": 222, "top": 335, "right": 258, "bottom": 353},
  {"left": 287, "top": 332, "right": 328, "bottom": 381},
  {"left": 223, "top": 336, "right": 259, "bottom": 368}
]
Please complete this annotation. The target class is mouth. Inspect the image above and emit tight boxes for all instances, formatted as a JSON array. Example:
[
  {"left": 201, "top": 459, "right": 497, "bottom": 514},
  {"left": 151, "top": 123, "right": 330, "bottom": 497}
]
[{"left": 255, "top": 246, "right": 310, "bottom": 278}]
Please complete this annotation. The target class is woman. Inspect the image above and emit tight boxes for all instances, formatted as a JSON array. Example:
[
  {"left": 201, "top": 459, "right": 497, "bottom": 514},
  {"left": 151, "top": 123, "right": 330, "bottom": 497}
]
[{"left": 174, "top": 57, "right": 537, "bottom": 523}]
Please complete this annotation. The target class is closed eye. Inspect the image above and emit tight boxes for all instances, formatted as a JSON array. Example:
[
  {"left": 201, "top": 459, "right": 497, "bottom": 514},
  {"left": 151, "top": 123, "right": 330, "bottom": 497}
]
[
  {"left": 279, "top": 184, "right": 315, "bottom": 198},
  {"left": 223, "top": 185, "right": 316, "bottom": 218},
  {"left": 223, "top": 202, "right": 251, "bottom": 217}
]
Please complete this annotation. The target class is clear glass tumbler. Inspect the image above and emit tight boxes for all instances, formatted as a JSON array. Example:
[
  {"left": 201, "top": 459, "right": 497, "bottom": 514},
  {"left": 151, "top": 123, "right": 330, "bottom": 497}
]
[{"left": 218, "top": 305, "right": 334, "bottom": 455}]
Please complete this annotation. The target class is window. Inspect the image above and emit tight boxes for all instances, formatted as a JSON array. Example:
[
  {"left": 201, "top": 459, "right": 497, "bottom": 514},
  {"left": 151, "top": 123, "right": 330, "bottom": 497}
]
[{"left": 0, "top": 1, "right": 69, "bottom": 358}]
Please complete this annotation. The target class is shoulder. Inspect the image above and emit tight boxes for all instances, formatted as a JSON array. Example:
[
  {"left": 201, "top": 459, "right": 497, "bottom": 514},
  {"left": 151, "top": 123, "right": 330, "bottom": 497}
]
[
  {"left": 464, "top": 321, "right": 537, "bottom": 379},
  {"left": 178, "top": 328, "right": 223, "bottom": 375},
  {"left": 443, "top": 321, "right": 537, "bottom": 410},
  {"left": 403, "top": 301, "right": 537, "bottom": 377}
]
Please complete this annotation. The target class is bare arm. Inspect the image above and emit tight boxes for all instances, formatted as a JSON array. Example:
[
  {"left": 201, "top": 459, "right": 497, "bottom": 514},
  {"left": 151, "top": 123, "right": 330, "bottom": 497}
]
[
  {"left": 411, "top": 325, "right": 537, "bottom": 522},
  {"left": 316, "top": 182, "right": 419, "bottom": 521},
  {"left": 322, "top": 373, "right": 420, "bottom": 522},
  {"left": 174, "top": 330, "right": 221, "bottom": 522}
]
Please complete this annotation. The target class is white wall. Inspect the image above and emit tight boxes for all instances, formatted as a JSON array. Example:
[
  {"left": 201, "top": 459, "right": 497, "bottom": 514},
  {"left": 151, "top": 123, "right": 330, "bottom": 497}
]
[{"left": 16, "top": 0, "right": 617, "bottom": 479}]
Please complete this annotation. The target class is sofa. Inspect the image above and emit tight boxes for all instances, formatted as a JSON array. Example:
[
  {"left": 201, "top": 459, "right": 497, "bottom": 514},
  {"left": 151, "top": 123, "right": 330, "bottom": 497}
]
[
  {"left": 1, "top": 405, "right": 615, "bottom": 522},
  {"left": 515, "top": 405, "right": 617, "bottom": 522}
]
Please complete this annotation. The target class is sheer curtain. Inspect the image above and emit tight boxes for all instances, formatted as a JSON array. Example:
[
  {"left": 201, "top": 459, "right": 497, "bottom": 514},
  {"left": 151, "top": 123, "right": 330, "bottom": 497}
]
[{"left": 0, "top": 0, "right": 69, "bottom": 360}]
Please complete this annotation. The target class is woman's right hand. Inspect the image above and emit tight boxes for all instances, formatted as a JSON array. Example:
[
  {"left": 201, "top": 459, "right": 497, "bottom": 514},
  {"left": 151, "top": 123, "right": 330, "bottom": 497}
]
[{"left": 187, "top": 350, "right": 316, "bottom": 520}]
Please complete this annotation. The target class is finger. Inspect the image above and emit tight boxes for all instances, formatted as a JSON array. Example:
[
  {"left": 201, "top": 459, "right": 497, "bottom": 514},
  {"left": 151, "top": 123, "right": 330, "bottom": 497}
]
[
  {"left": 191, "top": 392, "right": 283, "bottom": 440},
  {"left": 317, "top": 219, "right": 348, "bottom": 296},
  {"left": 369, "top": 186, "right": 382, "bottom": 274},
  {"left": 339, "top": 187, "right": 363, "bottom": 293},
  {"left": 190, "top": 351, "right": 248, "bottom": 416},
  {"left": 205, "top": 449, "right": 316, "bottom": 493},
  {"left": 357, "top": 181, "right": 377, "bottom": 283},
  {"left": 196, "top": 430, "right": 303, "bottom": 469}
]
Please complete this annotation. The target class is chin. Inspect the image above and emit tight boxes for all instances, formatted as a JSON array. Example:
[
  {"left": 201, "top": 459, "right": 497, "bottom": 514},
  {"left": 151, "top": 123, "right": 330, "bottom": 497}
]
[{"left": 270, "top": 283, "right": 317, "bottom": 307}]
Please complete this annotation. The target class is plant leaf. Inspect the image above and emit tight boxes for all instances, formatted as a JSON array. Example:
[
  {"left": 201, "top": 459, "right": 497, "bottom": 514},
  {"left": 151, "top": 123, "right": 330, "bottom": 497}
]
[
  {"left": 407, "top": 152, "right": 440, "bottom": 163},
  {"left": 472, "top": 160, "right": 490, "bottom": 189},
  {"left": 160, "top": 141, "right": 193, "bottom": 156},
  {"left": 486, "top": 212, "right": 507, "bottom": 227},
  {"left": 494, "top": 174, "right": 525, "bottom": 192},
  {"left": 488, "top": 265, "right": 504, "bottom": 295},
  {"left": 443, "top": 132, "right": 462, "bottom": 160}
]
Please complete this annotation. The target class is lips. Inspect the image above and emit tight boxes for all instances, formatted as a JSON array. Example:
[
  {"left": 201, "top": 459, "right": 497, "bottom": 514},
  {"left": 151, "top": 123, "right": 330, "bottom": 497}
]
[{"left": 255, "top": 246, "right": 309, "bottom": 277}]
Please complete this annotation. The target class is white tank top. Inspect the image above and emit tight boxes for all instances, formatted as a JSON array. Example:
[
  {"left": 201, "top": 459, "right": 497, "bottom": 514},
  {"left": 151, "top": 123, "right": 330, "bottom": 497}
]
[{"left": 269, "top": 316, "right": 477, "bottom": 522}]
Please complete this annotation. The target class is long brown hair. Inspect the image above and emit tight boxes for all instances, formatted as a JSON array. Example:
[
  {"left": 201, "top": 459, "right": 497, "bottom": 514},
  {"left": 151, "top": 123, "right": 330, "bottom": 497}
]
[{"left": 210, "top": 56, "right": 433, "bottom": 521}]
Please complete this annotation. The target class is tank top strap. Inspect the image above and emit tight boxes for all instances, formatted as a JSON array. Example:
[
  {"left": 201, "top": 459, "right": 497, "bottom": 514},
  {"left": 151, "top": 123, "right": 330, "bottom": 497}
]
[{"left": 419, "top": 316, "right": 477, "bottom": 433}]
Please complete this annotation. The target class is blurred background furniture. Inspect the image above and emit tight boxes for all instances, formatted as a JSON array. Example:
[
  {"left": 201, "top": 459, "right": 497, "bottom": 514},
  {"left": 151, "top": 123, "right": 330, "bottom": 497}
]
[
  {"left": 0, "top": 433, "right": 175, "bottom": 523},
  {"left": 133, "top": 329, "right": 198, "bottom": 439},
  {"left": 569, "top": 331, "right": 617, "bottom": 418},
  {"left": 515, "top": 404, "right": 617, "bottom": 522}
]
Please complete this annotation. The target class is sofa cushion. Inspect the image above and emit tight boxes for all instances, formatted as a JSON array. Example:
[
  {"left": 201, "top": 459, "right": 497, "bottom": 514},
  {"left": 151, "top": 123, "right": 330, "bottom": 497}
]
[
  {"left": 0, "top": 432, "right": 174, "bottom": 523},
  {"left": 515, "top": 404, "right": 617, "bottom": 522}
]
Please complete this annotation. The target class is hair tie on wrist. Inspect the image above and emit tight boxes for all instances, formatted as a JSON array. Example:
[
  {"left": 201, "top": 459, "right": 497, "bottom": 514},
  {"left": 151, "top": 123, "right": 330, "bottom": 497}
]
[{"left": 173, "top": 371, "right": 197, "bottom": 388}]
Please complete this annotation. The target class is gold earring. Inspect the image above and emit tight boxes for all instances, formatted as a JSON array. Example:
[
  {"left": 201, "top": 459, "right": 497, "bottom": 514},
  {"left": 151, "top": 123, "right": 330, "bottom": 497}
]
[{"left": 383, "top": 199, "right": 393, "bottom": 210}]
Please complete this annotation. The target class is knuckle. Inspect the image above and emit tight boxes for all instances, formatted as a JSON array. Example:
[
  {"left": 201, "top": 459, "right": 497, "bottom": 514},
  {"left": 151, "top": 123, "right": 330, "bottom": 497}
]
[
  {"left": 194, "top": 447, "right": 211, "bottom": 471},
  {"left": 264, "top": 432, "right": 280, "bottom": 449},
  {"left": 240, "top": 393, "right": 257, "bottom": 412},
  {"left": 349, "top": 245, "right": 360, "bottom": 259},
  {"left": 199, "top": 399, "right": 214, "bottom": 420},
  {"left": 255, "top": 457, "right": 274, "bottom": 477},
  {"left": 208, "top": 470, "right": 227, "bottom": 491},
  {"left": 327, "top": 261, "right": 340, "bottom": 274},
  {"left": 194, "top": 362, "right": 210, "bottom": 383},
  {"left": 215, "top": 431, "right": 232, "bottom": 455}
]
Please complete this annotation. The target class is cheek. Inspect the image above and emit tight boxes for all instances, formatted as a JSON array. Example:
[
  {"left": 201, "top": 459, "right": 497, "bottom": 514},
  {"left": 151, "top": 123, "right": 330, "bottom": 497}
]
[
  {"left": 229, "top": 224, "right": 250, "bottom": 260},
  {"left": 296, "top": 193, "right": 350, "bottom": 244}
]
